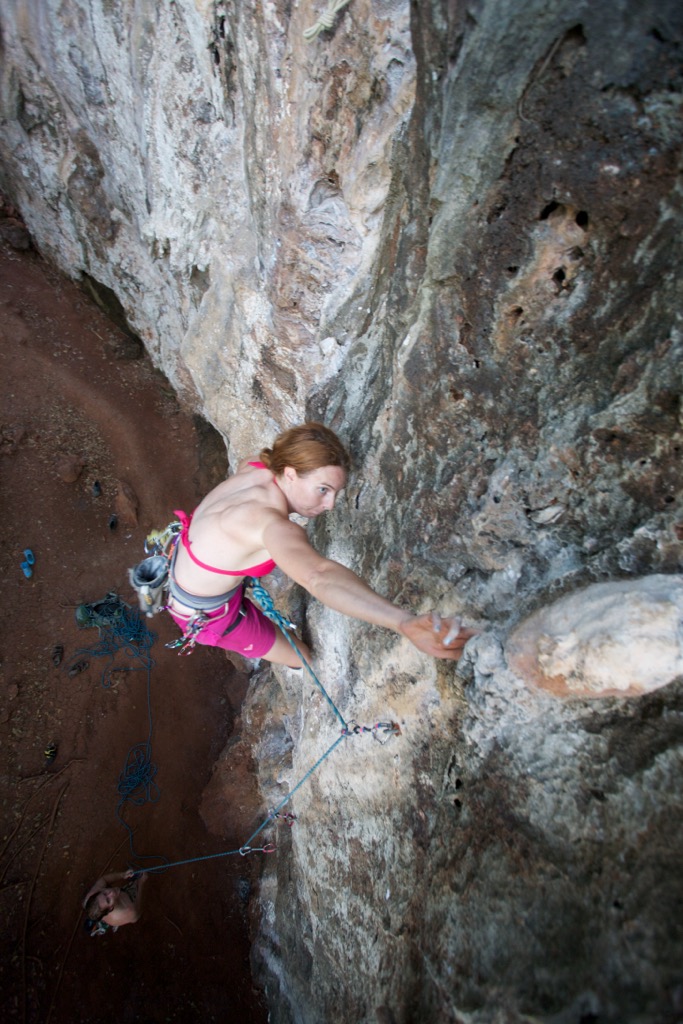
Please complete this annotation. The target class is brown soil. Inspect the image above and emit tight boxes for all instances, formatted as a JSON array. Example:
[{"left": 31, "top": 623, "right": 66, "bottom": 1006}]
[{"left": 0, "top": 237, "right": 269, "bottom": 1023}]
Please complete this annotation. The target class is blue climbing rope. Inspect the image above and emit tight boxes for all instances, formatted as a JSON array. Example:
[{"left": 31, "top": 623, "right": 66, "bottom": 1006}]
[
  {"left": 72, "top": 596, "right": 167, "bottom": 870},
  {"left": 248, "top": 578, "right": 348, "bottom": 729},
  {"left": 138, "top": 732, "right": 346, "bottom": 874},
  {"left": 134, "top": 581, "right": 402, "bottom": 874},
  {"left": 70, "top": 595, "right": 155, "bottom": 687}
]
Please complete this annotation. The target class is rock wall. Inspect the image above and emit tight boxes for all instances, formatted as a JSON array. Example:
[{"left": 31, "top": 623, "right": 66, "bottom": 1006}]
[{"left": 1, "top": 1, "right": 682, "bottom": 1022}]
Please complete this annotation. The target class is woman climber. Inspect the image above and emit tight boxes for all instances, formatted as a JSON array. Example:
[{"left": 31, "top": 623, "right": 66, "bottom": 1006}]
[
  {"left": 166, "top": 422, "right": 475, "bottom": 667},
  {"left": 82, "top": 870, "right": 148, "bottom": 935}
]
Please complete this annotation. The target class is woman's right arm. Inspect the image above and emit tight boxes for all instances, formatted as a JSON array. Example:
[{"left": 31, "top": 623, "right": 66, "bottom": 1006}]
[{"left": 261, "top": 516, "right": 474, "bottom": 659}]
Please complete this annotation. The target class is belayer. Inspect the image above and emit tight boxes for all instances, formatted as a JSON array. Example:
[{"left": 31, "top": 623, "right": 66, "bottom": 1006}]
[
  {"left": 138, "top": 422, "right": 475, "bottom": 666},
  {"left": 82, "top": 870, "right": 148, "bottom": 935}
]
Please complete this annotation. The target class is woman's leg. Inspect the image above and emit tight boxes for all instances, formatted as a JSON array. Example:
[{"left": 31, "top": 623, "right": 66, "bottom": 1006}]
[{"left": 261, "top": 630, "right": 312, "bottom": 668}]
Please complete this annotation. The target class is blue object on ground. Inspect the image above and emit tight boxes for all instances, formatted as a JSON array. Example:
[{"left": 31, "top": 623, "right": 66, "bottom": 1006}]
[
  {"left": 23, "top": 548, "right": 35, "bottom": 565},
  {"left": 21, "top": 562, "right": 33, "bottom": 578}
]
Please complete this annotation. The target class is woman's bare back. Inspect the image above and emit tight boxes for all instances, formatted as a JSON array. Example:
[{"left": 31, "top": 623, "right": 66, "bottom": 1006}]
[{"left": 171, "top": 462, "right": 288, "bottom": 600}]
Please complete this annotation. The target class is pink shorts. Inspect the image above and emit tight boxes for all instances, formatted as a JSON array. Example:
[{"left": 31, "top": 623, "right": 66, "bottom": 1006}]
[{"left": 168, "top": 586, "right": 277, "bottom": 658}]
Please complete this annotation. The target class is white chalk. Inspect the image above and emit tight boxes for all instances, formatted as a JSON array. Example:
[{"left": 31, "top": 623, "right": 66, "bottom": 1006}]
[{"left": 443, "top": 618, "right": 462, "bottom": 645}]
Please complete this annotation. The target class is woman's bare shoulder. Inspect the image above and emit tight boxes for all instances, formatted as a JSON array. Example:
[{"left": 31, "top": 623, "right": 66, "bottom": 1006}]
[{"left": 197, "top": 463, "right": 268, "bottom": 511}]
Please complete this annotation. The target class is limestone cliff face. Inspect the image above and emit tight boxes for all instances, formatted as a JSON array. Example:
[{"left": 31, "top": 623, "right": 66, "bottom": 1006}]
[{"left": 1, "top": 1, "right": 682, "bottom": 1022}]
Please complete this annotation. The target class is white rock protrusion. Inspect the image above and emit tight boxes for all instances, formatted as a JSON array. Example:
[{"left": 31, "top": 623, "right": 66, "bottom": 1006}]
[{"left": 506, "top": 574, "right": 683, "bottom": 698}]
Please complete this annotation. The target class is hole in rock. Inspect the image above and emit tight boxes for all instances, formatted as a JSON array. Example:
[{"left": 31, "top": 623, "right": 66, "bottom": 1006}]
[
  {"left": 508, "top": 305, "right": 524, "bottom": 320},
  {"left": 190, "top": 265, "right": 211, "bottom": 305},
  {"left": 553, "top": 267, "right": 566, "bottom": 287},
  {"left": 453, "top": 798, "right": 462, "bottom": 809},
  {"left": 455, "top": 778, "right": 463, "bottom": 789},
  {"left": 506, "top": 265, "right": 519, "bottom": 275},
  {"left": 80, "top": 273, "right": 143, "bottom": 357},
  {"left": 539, "top": 201, "right": 560, "bottom": 220},
  {"left": 576, "top": 210, "right": 589, "bottom": 229}
]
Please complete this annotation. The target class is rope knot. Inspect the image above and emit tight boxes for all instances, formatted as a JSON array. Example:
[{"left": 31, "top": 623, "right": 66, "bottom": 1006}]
[{"left": 304, "top": 0, "right": 353, "bottom": 41}]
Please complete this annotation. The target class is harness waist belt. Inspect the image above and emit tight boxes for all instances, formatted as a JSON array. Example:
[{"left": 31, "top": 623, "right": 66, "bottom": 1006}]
[{"left": 168, "top": 575, "right": 240, "bottom": 610}]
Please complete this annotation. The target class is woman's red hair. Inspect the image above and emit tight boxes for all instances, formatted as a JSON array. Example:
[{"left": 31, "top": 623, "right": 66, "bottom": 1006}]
[{"left": 260, "top": 423, "right": 350, "bottom": 476}]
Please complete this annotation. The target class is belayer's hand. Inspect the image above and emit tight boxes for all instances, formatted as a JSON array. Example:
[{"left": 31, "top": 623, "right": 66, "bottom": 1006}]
[{"left": 399, "top": 612, "right": 478, "bottom": 660}]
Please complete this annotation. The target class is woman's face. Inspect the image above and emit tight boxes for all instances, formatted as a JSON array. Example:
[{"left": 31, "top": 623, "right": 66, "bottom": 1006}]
[{"left": 284, "top": 465, "right": 347, "bottom": 517}]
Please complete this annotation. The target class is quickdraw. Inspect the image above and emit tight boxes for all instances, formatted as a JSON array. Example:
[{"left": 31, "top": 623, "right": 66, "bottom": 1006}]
[
  {"left": 269, "top": 810, "right": 297, "bottom": 827},
  {"left": 342, "top": 721, "right": 402, "bottom": 742},
  {"left": 165, "top": 610, "right": 210, "bottom": 655},
  {"left": 144, "top": 522, "right": 182, "bottom": 556},
  {"left": 239, "top": 843, "right": 276, "bottom": 856}
]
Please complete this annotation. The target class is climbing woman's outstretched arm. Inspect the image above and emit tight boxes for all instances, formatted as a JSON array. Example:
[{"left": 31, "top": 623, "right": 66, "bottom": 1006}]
[{"left": 261, "top": 517, "right": 475, "bottom": 660}]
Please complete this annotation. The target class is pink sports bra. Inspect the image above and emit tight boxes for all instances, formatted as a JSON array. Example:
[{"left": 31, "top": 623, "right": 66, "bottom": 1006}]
[{"left": 173, "top": 461, "right": 277, "bottom": 578}]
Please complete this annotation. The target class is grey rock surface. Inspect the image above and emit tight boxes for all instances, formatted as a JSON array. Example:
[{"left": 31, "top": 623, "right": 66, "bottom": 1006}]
[{"left": 1, "top": 0, "right": 682, "bottom": 1022}]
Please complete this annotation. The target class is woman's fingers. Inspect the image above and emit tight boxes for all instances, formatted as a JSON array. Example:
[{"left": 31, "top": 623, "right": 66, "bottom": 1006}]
[
  {"left": 404, "top": 613, "right": 477, "bottom": 659},
  {"left": 430, "top": 612, "right": 463, "bottom": 645},
  {"left": 443, "top": 617, "right": 461, "bottom": 645}
]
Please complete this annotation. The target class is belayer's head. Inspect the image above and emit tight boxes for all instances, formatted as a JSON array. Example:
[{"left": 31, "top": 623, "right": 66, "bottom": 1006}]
[
  {"left": 84, "top": 888, "right": 116, "bottom": 922},
  {"left": 261, "top": 423, "right": 350, "bottom": 518}
]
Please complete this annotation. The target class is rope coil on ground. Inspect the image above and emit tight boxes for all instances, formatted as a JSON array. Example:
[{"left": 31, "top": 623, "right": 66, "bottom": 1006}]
[{"left": 74, "top": 596, "right": 167, "bottom": 870}]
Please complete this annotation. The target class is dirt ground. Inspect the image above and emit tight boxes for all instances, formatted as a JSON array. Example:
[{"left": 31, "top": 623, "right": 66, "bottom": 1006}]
[{"left": 0, "top": 232, "right": 269, "bottom": 1023}]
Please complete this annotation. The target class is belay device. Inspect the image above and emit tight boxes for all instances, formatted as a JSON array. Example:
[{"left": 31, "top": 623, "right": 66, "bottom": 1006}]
[{"left": 128, "top": 522, "right": 180, "bottom": 617}]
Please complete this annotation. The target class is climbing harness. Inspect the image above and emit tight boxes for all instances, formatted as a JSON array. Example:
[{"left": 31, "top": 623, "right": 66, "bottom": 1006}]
[
  {"left": 304, "top": 0, "right": 353, "bottom": 40},
  {"left": 85, "top": 918, "right": 115, "bottom": 938},
  {"left": 164, "top": 590, "right": 248, "bottom": 656},
  {"left": 130, "top": 519, "right": 245, "bottom": 651}
]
